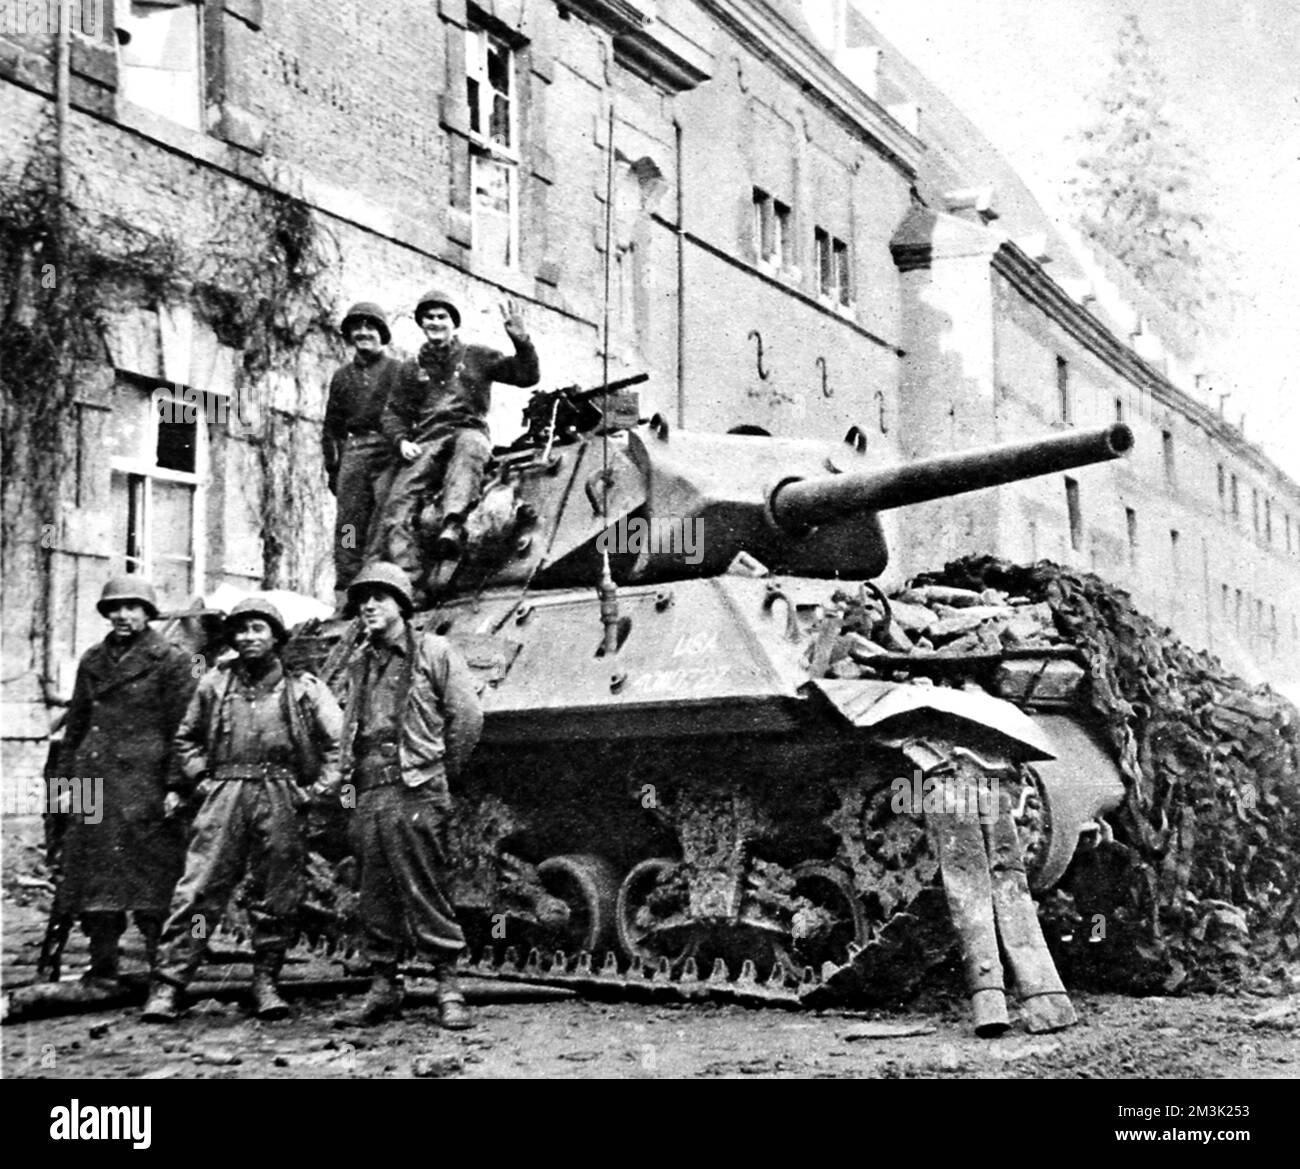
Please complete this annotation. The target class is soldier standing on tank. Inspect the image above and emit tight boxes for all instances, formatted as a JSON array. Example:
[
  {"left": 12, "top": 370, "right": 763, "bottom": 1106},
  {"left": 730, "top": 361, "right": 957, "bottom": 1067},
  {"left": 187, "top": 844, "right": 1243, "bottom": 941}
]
[
  {"left": 49, "top": 576, "right": 196, "bottom": 988},
  {"left": 322, "top": 302, "right": 405, "bottom": 608},
  {"left": 369, "top": 289, "right": 538, "bottom": 600},
  {"left": 337, "top": 561, "right": 483, "bottom": 1028},
  {"left": 141, "top": 597, "right": 342, "bottom": 1022}
]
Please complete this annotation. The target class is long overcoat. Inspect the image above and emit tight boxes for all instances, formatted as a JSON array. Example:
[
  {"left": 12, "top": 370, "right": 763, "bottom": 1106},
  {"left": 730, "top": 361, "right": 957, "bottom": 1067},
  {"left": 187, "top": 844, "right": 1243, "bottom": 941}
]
[{"left": 52, "top": 627, "right": 197, "bottom": 916}]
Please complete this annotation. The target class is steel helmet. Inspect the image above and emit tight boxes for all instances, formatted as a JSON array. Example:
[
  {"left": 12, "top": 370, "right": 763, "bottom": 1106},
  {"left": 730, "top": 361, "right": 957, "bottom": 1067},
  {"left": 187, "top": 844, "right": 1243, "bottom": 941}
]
[
  {"left": 224, "top": 596, "right": 288, "bottom": 644},
  {"left": 414, "top": 288, "right": 461, "bottom": 329},
  {"left": 339, "top": 301, "right": 391, "bottom": 346},
  {"left": 97, "top": 575, "right": 160, "bottom": 619},
  {"left": 346, "top": 561, "right": 415, "bottom": 618}
]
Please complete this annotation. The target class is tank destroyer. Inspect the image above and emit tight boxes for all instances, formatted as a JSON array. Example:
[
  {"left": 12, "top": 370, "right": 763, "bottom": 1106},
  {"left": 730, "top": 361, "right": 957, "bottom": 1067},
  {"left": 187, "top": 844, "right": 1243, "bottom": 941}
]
[{"left": 290, "top": 382, "right": 1136, "bottom": 1026}]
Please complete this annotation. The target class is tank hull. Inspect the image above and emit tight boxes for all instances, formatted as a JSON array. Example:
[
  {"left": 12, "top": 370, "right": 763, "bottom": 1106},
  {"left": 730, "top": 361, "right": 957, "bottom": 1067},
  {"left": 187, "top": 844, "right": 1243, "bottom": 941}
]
[{"left": 301, "top": 576, "right": 1122, "bottom": 992}]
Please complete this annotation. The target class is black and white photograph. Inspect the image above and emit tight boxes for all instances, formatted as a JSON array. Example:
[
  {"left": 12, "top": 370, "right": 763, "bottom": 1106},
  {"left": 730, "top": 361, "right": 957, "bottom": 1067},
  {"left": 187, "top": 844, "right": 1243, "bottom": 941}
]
[{"left": 1, "top": 0, "right": 1296, "bottom": 1118}]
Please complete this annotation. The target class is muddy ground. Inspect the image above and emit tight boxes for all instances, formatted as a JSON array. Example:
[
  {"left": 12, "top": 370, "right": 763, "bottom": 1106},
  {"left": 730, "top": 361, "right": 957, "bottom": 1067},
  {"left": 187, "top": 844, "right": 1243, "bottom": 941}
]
[
  {"left": 5, "top": 979, "right": 1300, "bottom": 1082},
  {"left": 4, "top": 819, "right": 1298, "bottom": 1081}
]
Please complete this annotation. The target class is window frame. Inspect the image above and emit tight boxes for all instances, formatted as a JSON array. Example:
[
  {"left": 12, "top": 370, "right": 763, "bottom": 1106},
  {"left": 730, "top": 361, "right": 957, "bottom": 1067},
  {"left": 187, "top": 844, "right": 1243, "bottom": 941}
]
[
  {"left": 814, "top": 225, "right": 853, "bottom": 309},
  {"left": 1057, "top": 356, "right": 1072, "bottom": 424},
  {"left": 465, "top": 22, "right": 521, "bottom": 270},
  {"left": 1064, "top": 476, "right": 1083, "bottom": 552},
  {"left": 114, "top": 0, "right": 206, "bottom": 132},
  {"left": 752, "top": 187, "right": 792, "bottom": 274},
  {"left": 108, "top": 379, "right": 208, "bottom": 597}
]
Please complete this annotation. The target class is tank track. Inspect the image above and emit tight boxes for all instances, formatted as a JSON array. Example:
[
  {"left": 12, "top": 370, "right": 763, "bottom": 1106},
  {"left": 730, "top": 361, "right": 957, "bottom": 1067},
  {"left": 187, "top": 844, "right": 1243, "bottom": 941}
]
[
  {"left": 454, "top": 945, "right": 815, "bottom": 1008},
  {"left": 148, "top": 925, "right": 824, "bottom": 1009}
]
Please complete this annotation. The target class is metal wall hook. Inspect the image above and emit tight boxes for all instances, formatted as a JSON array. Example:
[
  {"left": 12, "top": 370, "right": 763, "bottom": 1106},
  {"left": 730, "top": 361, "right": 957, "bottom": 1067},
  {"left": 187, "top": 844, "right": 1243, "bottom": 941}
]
[
  {"left": 748, "top": 329, "right": 770, "bottom": 381},
  {"left": 816, "top": 355, "right": 832, "bottom": 398}
]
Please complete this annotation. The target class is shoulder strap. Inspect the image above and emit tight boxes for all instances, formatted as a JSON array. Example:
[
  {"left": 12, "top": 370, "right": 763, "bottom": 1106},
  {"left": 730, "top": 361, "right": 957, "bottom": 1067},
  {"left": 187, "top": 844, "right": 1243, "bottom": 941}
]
[{"left": 282, "top": 671, "right": 322, "bottom": 784}]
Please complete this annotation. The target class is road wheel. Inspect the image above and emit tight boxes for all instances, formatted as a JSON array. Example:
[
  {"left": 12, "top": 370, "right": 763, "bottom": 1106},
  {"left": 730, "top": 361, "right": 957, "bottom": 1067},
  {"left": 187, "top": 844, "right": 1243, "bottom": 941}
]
[
  {"left": 536, "top": 853, "right": 620, "bottom": 954},
  {"left": 790, "top": 861, "right": 868, "bottom": 970},
  {"left": 615, "top": 857, "right": 682, "bottom": 963}
]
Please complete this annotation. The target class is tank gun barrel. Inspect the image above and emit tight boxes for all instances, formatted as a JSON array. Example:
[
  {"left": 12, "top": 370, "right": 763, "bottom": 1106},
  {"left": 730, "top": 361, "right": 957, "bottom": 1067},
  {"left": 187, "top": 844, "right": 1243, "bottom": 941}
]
[{"left": 770, "top": 423, "right": 1134, "bottom": 532}]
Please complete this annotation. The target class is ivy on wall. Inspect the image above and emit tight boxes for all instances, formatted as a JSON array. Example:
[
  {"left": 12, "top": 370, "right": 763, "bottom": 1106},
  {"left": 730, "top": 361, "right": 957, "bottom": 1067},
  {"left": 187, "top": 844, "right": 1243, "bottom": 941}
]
[{"left": 0, "top": 122, "right": 340, "bottom": 634}]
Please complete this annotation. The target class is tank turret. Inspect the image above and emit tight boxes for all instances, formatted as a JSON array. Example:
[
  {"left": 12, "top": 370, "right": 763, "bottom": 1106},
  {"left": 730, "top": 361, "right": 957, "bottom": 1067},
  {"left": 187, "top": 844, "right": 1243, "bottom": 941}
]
[{"left": 456, "top": 413, "right": 1133, "bottom": 590}]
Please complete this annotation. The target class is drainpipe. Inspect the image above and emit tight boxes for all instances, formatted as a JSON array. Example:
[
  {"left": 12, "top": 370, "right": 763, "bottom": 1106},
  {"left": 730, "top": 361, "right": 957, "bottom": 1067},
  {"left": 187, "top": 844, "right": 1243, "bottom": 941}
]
[
  {"left": 674, "top": 118, "right": 685, "bottom": 429},
  {"left": 43, "top": 2, "right": 72, "bottom": 697},
  {"left": 55, "top": 0, "right": 69, "bottom": 213}
]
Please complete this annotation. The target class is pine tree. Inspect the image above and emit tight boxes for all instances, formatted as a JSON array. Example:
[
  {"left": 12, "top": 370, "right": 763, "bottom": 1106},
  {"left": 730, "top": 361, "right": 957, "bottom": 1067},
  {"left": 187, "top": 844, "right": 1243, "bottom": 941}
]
[{"left": 1069, "top": 13, "right": 1216, "bottom": 326}]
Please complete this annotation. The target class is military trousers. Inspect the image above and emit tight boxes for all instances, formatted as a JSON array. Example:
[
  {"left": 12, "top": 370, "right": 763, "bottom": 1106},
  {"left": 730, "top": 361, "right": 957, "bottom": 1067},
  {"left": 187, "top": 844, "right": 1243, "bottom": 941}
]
[
  {"left": 155, "top": 777, "right": 306, "bottom": 986},
  {"left": 350, "top": 782, "right": 465, "bottom": 968},
  {"left": 334, "top": 433, "right": 396, "bottom": 590},
  {"left": 368, "top": 429, "right": 491, "bottom": 578}
]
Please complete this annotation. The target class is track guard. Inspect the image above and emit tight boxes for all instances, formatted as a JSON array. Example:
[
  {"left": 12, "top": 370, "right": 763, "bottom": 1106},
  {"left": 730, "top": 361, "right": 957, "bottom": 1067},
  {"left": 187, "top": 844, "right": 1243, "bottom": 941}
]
[{"left": 809, "top": 678, "right": 1056, "bottom": 761}]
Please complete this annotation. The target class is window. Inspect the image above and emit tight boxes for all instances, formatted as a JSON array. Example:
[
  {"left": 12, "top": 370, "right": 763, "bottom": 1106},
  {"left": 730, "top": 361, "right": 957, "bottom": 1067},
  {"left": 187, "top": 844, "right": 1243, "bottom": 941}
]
[
  {"left": 1234, "top": 588, "right": 1243, "bottom": 630},
  {"left": 1265, "top": 498, "right": 1273, "bottom": 545},
  {"left": 1252, "top": 488, "right": 1260, "bottom": 535},
  {"left": 1057, "top": 357, "right": 1072, "bottom": 423},
  {"left": 1161, "top": 429, "right": 1175, "bottom": 484},
  {"left": 115, "top": 1, "right": 203, "bottom": 130},
  {"left": 1065, "top": 477, "right": 1082, "bottom": 552},
  {"left": 1125, "top": 507, "right": 1138, "bottom": 567},
  {"left": 1114, "top": 396, "right": 1125, "bottom": 424},
  {"left": 1286, "top": 514, "right": 1293, "bottom": 555},
  {"left": 1216, "top": 464, "right": 1225, "bottom": 514},
  {"left": 814, "top": 226, "right": 851, "bottom": 307},
  {"left": 1170, "top": 528, "right": 1180, "bottom": 577},
  {"left": 107, "top": 379, "right": 205, "bottom": 602},
  {"left": 752, "top": 188, "right": 792, "bottom": 271},
  {"left": 466, "top": 24, "right": 519, "bottom": 267},
  {"left": 1231, "top": 474, "right": 1240, "bottom": 519},
  {"left": 1220, "top": 583, "right": 1229, "bottom": 616}
]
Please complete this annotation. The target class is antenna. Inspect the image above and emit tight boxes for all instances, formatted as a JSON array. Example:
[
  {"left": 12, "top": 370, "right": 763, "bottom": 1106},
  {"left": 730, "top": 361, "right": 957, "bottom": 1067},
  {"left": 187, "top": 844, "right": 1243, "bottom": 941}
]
[{"left": 600, "top": 97, "right": 615, "bottom": 520}]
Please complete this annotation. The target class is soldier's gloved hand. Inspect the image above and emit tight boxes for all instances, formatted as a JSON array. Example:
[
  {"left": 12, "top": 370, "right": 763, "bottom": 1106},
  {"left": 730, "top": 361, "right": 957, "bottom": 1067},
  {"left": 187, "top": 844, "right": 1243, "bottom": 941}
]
[{"left": 163, "top": 791, "right": 189, "bottom": 820}]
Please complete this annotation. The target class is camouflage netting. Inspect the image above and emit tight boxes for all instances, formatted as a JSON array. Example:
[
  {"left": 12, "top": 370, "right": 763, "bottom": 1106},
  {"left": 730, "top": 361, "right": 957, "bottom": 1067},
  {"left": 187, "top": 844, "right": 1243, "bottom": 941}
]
[{"left": 911, "top": 556, "right": 1300, "bottom": 993}]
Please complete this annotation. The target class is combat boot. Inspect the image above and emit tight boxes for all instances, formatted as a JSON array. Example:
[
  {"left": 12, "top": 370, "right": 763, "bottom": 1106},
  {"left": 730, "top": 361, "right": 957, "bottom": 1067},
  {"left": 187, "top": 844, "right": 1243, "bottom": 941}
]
[
  {"left": 338, "top": 964, "right": 402, "bottom": 1026},
  {"left": 81, "top": 918, "right": 122, "bottom": 991},
  {"left": 251, "top": 962, "right": 290, "bottom": 1021},
  {"left": 435, "top": 963, "right": 472, "bottom": 1031},
  {"left": 136, "top": 914, "right": 162, "bottom": 975},
  {"left": 433, "top": 519, "right": 466, "bottom": 563},
  {"left": 141, "top": 981, "right": 182, "bottom": 1023}
]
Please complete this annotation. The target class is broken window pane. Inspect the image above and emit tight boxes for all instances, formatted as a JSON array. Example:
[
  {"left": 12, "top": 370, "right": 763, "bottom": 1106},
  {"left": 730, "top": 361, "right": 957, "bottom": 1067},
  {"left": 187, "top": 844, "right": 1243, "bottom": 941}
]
[
  {"left": 491, "top": 93, "right": 511, "bottom": 147},
  {"left": 110, "top": 471, "right": 147, "bottom": 575},
  {"left": 473, "top": 153, "right": 515, "bottom": 267},
  {"left": 467, "top": 77, "right": 481, "bottom": 135},
  {"left": 488, "top": 39, "right": 510, "bottom": 94},
  {"left": 156, "top": 398, "right": 197, "bottom": 473},
  {"left": 116, "top": 1, "right": 202, "bottom": 131}
]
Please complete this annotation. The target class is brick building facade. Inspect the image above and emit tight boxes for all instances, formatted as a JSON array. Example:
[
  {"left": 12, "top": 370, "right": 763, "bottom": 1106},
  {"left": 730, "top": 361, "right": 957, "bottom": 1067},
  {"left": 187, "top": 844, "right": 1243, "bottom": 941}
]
[{"left": 3, "top": 0, "right": 1298, "bottom": 783}]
